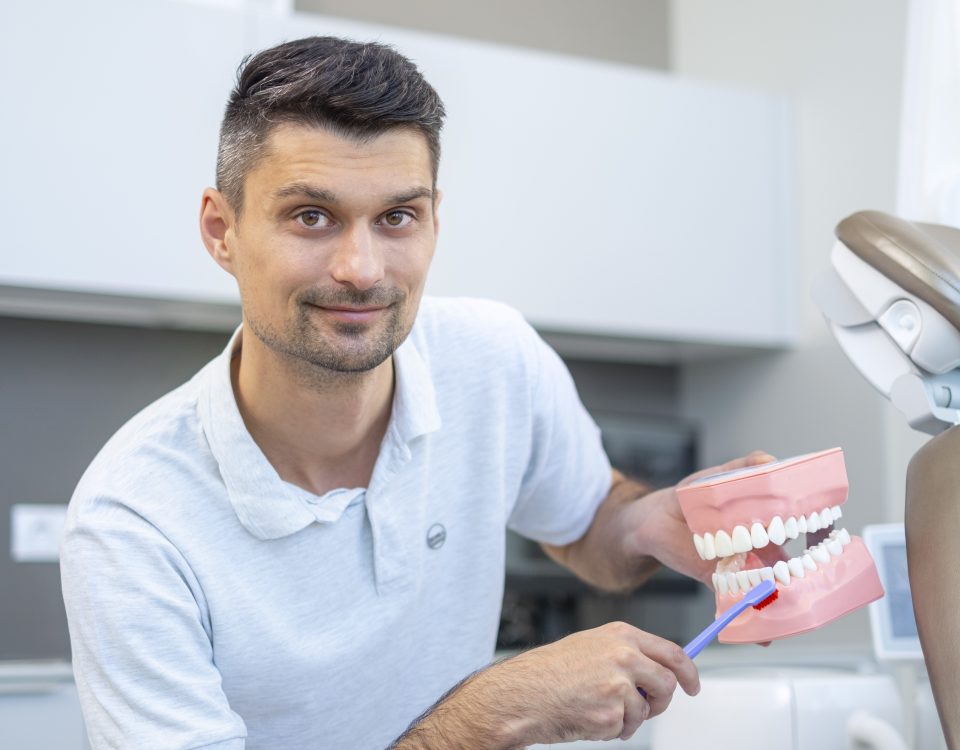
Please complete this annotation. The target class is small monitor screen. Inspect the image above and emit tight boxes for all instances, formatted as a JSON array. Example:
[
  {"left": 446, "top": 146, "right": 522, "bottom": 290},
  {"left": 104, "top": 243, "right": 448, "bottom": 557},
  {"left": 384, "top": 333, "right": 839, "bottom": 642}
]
[
  {"left": 863, "top": 524, "right": 923, "bottom": 660},
  {"left": 881, "top": 544, "right": 918, "bottom": 640}
]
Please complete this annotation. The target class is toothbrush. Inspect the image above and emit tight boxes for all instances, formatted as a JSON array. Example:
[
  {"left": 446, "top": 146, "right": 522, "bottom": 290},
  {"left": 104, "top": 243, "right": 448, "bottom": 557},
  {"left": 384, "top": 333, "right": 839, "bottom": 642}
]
[
  {"left": 638, "top": 579, "right": 777, "bottom": 697},
  {"left": 682, "top": 578, "right": 777, "bottom": 658}
]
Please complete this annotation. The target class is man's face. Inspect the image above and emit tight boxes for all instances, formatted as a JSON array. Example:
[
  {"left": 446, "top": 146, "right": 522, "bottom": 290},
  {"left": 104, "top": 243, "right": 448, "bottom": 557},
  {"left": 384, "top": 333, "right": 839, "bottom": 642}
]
[{"left": 218, "top": 123, "right": 439, "bottom": 374}]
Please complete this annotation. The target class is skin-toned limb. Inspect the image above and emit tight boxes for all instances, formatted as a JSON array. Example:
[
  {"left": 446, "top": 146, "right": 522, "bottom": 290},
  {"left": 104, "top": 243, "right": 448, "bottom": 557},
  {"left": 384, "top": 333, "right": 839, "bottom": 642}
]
[
  {"left": 905, "top": 425, "right": 960, "bottom": 750},
  {"left": 540, "top": 471, "right": 662, "bottom": 592},
  {"left": 388, "top": 621, "right": 699, "bottom": 749},
  {"left": 542, "top": 452, "right": 777, "bottom": 593}
]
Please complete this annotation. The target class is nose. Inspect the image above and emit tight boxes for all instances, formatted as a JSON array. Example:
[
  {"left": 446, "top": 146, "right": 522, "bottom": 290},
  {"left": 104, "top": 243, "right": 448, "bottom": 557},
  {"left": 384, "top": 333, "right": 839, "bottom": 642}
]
[{"left": 329, "top": 225, "right": 384, "bottom": 291}]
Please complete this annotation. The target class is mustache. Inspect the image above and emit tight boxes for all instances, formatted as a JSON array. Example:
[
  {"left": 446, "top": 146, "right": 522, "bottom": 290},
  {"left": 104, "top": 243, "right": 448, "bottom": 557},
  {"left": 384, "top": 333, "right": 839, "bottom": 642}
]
[{"left": 299, "top": 287, "right": 404, "bottom": 308}]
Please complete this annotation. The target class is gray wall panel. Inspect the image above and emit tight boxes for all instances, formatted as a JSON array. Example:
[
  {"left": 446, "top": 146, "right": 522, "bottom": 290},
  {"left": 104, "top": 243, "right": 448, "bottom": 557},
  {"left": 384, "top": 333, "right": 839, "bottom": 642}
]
[
  {"left": 294, "top": 0, "right": 670, "bottom": 70},
  {"left": 0, "top": 318, "right": 229, "bottom": 659}
]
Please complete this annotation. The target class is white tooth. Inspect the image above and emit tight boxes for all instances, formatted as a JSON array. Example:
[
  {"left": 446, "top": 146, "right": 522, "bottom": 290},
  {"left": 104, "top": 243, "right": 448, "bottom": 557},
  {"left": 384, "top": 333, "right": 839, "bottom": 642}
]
[
  {"left": 731, "top": 525, "right": 752, "bottom": 553},
  {"left": 787, "top": 557, "right": 806, "bottom": 578},
  {"left": 760, "top": 566, "right": 775, "bottom": 582},
  {"left": 749, "top": 522, "right": 769, "bottom": 549},
  {"left": 767, "top": 516, "right": 787, "bottom": 546},
  {"left": 727, "top": 572, "right": 740, "bottom": 594},
  {"left": 833, "top": 506, "right": 843, "bottom": 520},
  {"left": 821, "top": 507, "right": 832, "bottom": 527},
  {"left": 784, "top": 516, "right": 800, "bottom": 540},
  {"left": 717, "top": 572, "right": 729, "bottom": 595},
  {"left": 714, "top": 530, "right": 734, "bottom": 558},
  {"left": 798, "top": 515, "right": 808, "bottom": 533},
  {"left": 693, "top": 534, "right": 706, "bottom": 559},
  {"left": 807, "top": 511, "right": 821, "bottom": 533},
  {"left": 828, "top": 540, "right": 843, "bottom": 556},
  {"left": 711, "top": 572, "right": 719, "bottom": 589},
  {"left": 812, "top": 546, "right": 831, "bottom": 565},
  {"left": 802, "top": 553, "right": 817, "bottom": 571},
  {"left": 838, "top": 528, "right": 851, "bottom": 546},
  {"left": 736, "top": 570, "right": 751, "bottom": 590},
  {"left": 773, "top": 560, "right": 791, "bottom": 585},
  {"left": 747, "top": 569, "right": 762, "bottom": 586},
  {"left": 702, "top": 532, "right": 717, "bottom": 560}
]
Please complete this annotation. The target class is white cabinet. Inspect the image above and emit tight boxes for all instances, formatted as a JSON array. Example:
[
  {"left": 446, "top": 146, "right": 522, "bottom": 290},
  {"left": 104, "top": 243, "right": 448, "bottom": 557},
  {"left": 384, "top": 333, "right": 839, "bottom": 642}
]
[
  {"left": 0, "top": 0, "right": 244, "bottom": 304},
  {"left": 1, "top": 3, "right": 797, "bottom": 350}
]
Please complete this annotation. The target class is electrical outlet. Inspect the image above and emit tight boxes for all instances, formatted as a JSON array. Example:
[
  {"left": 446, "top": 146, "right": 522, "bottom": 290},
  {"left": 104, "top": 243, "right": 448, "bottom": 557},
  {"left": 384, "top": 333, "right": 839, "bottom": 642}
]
[{"left": 11, "top": 504, "right": 68, "bottom": 562}]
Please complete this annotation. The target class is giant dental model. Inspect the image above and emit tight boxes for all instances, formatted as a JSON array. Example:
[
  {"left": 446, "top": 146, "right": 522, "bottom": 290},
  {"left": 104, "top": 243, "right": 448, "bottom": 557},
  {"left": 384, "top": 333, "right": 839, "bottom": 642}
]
[{"left": 676, "top": 447, "right": 884, "bottom": 643}]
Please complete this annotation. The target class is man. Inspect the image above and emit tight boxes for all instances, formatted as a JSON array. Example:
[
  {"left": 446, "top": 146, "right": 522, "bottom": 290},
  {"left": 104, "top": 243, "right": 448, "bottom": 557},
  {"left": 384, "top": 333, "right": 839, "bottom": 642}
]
[{"left": 61, "top": 36, "right": 770, "bottom": 749}]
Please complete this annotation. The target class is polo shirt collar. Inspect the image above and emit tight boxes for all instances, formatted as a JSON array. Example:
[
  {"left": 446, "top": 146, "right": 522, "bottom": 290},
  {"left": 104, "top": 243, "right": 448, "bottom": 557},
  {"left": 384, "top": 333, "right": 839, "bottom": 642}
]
[
  {"left": 198, "top": 324, "right": 441, "bottom": 541},
  {"left": 391, "top": 330, "right": 442, "bottom": 444}
]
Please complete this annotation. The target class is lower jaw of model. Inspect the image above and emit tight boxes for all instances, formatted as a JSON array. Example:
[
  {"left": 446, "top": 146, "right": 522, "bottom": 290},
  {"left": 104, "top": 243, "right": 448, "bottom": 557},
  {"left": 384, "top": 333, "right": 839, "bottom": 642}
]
[{"left": 677, "top": 448, "right": 885, "bottom": 644}]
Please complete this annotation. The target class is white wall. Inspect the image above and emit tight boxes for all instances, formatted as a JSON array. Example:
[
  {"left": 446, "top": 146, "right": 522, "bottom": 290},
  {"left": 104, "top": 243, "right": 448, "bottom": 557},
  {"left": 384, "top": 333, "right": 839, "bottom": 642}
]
[{"left": 672, "top": 0, "right": 929, "bottom": 645}]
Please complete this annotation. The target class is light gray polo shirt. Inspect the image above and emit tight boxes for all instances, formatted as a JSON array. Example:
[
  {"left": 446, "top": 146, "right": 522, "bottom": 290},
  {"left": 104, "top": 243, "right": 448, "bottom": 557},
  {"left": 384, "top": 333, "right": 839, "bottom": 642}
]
[{"left": 61, "top": 297, "right": 611, "bottom": 750}]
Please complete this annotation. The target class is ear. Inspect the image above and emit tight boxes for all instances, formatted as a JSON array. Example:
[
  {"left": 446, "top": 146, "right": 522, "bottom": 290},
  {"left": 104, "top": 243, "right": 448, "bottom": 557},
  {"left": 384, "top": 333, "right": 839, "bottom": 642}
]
[
  {"left": 199, "top": 187, "right": 238, "bottom": 277},
  {"left": 432, "top": 189, "right": 443, "bottom": 237}
]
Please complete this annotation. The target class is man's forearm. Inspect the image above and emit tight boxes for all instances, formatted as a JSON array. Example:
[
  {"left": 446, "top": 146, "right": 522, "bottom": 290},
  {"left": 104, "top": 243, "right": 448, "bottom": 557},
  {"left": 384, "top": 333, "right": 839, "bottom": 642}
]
[
  {"left": 389, "top": 614, "right": 700, "bottom": 749},
  {"left": 541, "top": 472, "right": 662, "bottom": 593},
  {"left": 387, "top": 660, "right": 533, "bottom": 750}
]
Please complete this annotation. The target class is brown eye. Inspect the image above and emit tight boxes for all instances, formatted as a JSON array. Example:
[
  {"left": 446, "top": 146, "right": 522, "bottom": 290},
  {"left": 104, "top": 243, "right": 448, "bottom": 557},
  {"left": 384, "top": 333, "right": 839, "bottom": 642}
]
[
  {"left": 300, "top": 211, "right": 321, "bottom": 227},
  {"left": 383, "top": 211, "right": 412, "bottom": 228}
]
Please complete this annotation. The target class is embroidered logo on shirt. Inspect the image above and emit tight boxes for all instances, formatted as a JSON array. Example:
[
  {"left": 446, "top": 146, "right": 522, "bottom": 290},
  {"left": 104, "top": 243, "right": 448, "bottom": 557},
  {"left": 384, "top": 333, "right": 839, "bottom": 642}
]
[{"left": 426, "top": 523, "right": 446, "bottom": 550}]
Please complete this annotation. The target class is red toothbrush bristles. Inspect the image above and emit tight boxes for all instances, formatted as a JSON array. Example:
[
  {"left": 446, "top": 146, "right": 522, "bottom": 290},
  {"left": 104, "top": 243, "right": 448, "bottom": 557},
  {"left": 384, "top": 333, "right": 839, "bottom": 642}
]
[{"left": 752, "top": 589, "right": 779, "bottom": 610}]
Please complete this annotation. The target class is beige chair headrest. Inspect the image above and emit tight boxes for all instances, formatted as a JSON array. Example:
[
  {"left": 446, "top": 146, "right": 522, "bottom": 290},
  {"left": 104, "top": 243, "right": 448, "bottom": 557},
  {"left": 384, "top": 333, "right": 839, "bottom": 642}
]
[{"left": 836, "top": 210, "right": 960, "bottom": 331}]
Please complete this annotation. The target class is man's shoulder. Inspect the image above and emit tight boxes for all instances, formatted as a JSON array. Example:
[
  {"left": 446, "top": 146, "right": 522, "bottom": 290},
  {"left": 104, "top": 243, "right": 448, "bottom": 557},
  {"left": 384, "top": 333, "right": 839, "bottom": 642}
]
[
  {"left": 413, "top": 296, "right": 536, "bottom": 350},
  {"left": 409, "top": 297, "right": 547, "bottom": 400},
  {"left": 70, "top": 366, "right": 215, "bottom": 519}
]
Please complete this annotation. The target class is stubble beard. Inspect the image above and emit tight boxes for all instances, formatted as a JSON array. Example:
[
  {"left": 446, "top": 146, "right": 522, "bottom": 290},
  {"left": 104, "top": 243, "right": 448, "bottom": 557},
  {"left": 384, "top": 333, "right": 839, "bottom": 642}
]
[{"left": 247, "top": 287, "right": 410, "bottom": 379}]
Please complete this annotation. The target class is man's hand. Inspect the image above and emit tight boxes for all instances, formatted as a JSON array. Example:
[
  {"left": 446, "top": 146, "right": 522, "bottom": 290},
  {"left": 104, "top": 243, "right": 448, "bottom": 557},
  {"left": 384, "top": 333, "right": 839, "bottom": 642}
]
[
  {"left": 623, "top": 450, "right": 777, "bottom": 587},
  {"left": 389, "top": 621, "right": 698, "bottom": 749},
  {"left": 542, "top": 451, "right": 777, "bottom": 592}
]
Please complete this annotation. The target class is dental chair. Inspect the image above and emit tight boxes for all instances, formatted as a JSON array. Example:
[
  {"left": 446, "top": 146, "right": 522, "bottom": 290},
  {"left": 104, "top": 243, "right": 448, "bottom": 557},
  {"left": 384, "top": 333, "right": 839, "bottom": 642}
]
[{"left": 814, "top": 210, "right": 960, "bottom": 749}]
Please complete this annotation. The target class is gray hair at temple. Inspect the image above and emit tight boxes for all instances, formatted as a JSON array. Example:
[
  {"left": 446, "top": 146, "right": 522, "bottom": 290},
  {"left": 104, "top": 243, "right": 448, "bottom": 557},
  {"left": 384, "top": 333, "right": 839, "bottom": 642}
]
[{"left": 216, "top": 35, "right": 446, "bottom": 215}]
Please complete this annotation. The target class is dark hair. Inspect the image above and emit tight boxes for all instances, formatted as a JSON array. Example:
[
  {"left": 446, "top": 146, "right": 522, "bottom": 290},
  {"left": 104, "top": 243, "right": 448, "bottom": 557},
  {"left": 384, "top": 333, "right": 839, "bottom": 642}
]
[{"left": 216, "top": 36, "right": 446, "bottom": 214}]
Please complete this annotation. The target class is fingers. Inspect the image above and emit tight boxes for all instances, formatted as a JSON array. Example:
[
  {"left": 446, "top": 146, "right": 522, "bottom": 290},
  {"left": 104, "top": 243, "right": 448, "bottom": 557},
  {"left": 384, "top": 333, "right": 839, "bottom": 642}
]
[
  {"left": 634, "top": 664, "right": 677, "bottom": 717},
  {"left": 620, "top": 685, "right": 650, "bottom": 740},
  {"left": 617, "top": 628, "right": 698, "bottom": 717},
  {"left": 636, "top": 633, "right": 699, "bottom": 696},
  {"left": 678, "top": 450, "right": 778, "bottom": 488},
  {"left": 744, "top": 449, "right": 777, "bottom": 466},
  {"left": 717, "top": 450, "right": 777, "bottom": 473}
]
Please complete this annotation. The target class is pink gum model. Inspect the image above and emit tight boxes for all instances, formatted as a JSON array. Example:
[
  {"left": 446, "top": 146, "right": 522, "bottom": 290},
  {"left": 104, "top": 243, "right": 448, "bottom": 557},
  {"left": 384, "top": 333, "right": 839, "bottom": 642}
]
[{"left": 676, "top": 447, "right": 884, "bottom": 643}]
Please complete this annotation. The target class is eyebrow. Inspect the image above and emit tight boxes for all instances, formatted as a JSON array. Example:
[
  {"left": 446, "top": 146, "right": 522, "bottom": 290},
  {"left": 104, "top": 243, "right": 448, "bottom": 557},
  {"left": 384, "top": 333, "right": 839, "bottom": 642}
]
[
  {"left": 272, "top": 183, "right": 434, "bottom": 206},
  {"left": 385, "top": 186, "right": 435, "bottom": 205},
  {"left": 272, "top": 183, "right": 337, "bottom": 203}
]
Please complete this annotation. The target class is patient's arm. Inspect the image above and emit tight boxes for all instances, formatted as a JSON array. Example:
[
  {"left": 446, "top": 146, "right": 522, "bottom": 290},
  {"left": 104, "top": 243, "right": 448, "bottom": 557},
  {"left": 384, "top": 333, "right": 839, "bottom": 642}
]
[{"left": 906, "top": 424, "right": 960, "bottom": 750}]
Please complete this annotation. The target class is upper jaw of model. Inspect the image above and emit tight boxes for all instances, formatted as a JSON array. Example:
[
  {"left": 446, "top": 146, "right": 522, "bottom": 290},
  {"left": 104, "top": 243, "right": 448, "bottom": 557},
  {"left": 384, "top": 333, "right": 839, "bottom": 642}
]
[{"left": 676, "top": 448, "right": 884, "bottom": 643}]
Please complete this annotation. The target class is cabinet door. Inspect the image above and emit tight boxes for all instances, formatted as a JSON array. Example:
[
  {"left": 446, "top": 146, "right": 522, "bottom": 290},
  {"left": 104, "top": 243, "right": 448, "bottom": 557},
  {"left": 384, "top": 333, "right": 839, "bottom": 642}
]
[
  {"left": 255, "top": 11, "right": 796, "bottom": 347},
  {"left": 0, "top": 0, "right": 244, "bottom": 303},
  {"left": 2, "top": 5, "right": 794, "bottom": 348}
]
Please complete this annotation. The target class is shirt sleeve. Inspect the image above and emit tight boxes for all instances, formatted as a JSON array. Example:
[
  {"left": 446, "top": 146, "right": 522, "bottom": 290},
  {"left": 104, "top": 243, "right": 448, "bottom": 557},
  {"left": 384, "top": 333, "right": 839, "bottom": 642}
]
[
  {"left": 60, "top": 497, "right": 247, "bottom": 750},
  {"left": 506, "top": 326, "right": 612, "bottom": 546}
]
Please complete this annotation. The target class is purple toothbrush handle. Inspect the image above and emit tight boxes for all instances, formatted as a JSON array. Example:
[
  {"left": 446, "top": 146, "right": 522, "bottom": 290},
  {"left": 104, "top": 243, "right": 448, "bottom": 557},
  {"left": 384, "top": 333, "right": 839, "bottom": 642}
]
[
  {"left": 684, "top": 578, "right": 775, "bottom": 659},
  {"left": 637, "top": 579, "right": 775, "bottom": 697}
]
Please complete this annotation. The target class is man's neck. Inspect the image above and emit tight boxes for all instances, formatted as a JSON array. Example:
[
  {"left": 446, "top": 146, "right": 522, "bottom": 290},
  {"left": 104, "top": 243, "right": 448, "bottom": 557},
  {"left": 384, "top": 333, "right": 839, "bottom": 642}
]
[{"left": 230, "top": 329, "right": 395, "bottom": 497}]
